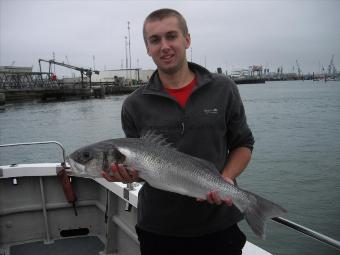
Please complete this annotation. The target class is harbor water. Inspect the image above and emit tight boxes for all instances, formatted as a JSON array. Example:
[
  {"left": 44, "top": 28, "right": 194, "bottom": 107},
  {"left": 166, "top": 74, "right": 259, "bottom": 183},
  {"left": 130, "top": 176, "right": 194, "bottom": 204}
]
[{"left": 0, "top": 80, "right": 339, "bottom": 255}]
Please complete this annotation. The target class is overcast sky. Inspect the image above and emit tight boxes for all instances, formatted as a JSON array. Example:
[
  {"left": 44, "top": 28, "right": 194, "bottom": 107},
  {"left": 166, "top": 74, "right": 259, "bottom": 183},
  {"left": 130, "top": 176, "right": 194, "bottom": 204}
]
[{"left": 1, "top": 0, "right": 339, "bottom": 76}]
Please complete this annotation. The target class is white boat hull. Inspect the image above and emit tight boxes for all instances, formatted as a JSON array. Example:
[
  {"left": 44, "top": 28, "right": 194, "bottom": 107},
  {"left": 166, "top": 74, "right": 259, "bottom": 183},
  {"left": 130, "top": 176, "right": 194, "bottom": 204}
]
[{"left": 0, "top": 163, "right": 271, "bottom": 255}]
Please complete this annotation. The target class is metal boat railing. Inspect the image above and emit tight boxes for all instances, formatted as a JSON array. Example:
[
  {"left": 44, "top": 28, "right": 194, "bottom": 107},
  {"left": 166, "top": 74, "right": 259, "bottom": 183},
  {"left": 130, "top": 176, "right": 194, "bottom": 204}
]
[
  {"left": 272, "top": 217, "right": 340, "bottom": 250},
  {"left": 0, "top": 141, "right": 66, "bottom": 165},
  {"left": 0, "top": 141, "right": 68, "bottom": 244},
  {"left": 0, "top": 141, "right": 339, "bottom": 251}
]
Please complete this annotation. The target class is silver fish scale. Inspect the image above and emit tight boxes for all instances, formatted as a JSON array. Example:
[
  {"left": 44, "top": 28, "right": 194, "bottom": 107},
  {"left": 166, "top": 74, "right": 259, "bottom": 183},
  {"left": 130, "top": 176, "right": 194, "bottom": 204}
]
[{"left": 113, "top": 138, "right": 249, "bottom": 206}]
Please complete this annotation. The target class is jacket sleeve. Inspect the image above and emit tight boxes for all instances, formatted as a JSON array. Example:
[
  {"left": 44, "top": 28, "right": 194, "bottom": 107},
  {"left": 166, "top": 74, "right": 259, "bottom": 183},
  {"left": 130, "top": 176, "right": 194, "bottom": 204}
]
[
  {"left": 121, "top": 100, "right": 139, "bottom": 138},
  {"left": 226, "top": 82, "right": 254, "bottom": 152}
]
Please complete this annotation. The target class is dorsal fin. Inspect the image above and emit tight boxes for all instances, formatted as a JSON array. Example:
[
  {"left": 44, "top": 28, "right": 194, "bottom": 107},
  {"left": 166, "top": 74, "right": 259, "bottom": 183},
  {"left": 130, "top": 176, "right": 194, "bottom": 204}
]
[{"left": 141, "top": 130, "right": 175, "bottom": 149}]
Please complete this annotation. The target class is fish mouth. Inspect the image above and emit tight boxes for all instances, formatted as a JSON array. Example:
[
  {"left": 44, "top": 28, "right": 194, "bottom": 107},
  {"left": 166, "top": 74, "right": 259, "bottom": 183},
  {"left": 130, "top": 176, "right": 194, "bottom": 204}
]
[{"left": 66, "top": 156, "right": 86, "bottom": 175}]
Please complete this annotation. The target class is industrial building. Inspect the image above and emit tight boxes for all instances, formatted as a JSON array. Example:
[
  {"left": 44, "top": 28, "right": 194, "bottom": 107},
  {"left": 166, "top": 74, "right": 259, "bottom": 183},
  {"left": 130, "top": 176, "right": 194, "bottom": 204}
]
[{"left": 91, "top": 68, "right": 154, "bottom": 84}]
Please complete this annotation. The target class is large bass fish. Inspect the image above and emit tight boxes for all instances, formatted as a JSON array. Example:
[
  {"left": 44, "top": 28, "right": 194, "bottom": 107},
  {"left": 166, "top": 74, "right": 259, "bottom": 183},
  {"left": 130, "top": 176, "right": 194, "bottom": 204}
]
[{"left": 67, "top": 131, "right": 286, "bottom": 239}]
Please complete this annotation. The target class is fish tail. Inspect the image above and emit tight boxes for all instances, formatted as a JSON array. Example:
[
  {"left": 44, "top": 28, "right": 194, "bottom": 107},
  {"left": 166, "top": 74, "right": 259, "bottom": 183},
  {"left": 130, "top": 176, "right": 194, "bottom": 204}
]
[{"left": 243, "top": 190, "right": 286, "bottom": 239}]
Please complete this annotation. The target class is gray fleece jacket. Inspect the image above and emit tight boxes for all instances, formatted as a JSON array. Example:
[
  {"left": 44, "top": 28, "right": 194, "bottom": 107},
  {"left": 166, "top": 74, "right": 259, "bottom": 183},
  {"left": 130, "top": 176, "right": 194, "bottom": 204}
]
[{"left": 121, "top": 62, "right": 254, "bottom": 237}]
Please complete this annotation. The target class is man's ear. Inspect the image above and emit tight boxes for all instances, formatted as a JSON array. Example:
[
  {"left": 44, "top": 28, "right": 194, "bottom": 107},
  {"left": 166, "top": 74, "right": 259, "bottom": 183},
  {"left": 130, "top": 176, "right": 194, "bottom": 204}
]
[
  {"left": 146, "top": 45, "right": 151, "bottom": 56},
  {"left": 185, "top": 33, "right": 191, "bottom": 49}
]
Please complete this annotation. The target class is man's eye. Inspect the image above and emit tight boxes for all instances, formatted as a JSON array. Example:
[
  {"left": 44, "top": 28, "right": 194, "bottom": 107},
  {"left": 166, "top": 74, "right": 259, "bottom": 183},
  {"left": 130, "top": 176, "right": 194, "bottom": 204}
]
[
  {"left": 166, "top": 34, "right": 177, "bottom": 40},
  {"left": 149, "top": 37, "right": 159, "bottom": 44}
]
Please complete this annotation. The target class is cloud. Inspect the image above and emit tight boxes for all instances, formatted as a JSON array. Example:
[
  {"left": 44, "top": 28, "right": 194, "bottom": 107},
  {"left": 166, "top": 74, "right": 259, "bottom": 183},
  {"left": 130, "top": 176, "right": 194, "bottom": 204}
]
[{"left": 1, "top": 0, "right": 339, "bottom": 75}]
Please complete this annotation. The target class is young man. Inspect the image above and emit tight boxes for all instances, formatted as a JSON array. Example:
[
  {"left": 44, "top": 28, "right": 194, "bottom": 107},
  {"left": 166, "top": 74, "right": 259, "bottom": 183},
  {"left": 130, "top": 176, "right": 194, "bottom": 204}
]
[{"left": 103, "top": 8, "right": 254, "bottom": 255}]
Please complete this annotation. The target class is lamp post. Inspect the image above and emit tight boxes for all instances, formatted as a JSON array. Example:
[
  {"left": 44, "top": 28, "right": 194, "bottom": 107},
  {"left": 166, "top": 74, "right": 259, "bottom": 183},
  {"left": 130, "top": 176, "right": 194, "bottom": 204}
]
[
  {"left": 125, "top": 36, "right": 128, "bottom": 81},
  {"left": 128, "top": 21, "right": 132, "bottom": 83}
]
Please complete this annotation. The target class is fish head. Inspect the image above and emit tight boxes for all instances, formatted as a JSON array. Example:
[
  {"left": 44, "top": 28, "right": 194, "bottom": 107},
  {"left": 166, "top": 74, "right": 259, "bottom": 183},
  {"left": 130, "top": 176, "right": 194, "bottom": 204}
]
[{"left": 66, "top": 140, "right": 126, "bottom": 178}]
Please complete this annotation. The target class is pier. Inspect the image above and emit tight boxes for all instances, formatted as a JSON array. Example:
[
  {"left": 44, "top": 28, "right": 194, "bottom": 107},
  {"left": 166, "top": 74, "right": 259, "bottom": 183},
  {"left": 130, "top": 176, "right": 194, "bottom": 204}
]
[
  {"left": 0, "top": 82, "right": 138, "bottom": 102},
  {"left": 0, "top": 64, "right": 138, "bottom": 103},
  {"left": 0, "top": 92, "right": 5, "bottom": 110}
]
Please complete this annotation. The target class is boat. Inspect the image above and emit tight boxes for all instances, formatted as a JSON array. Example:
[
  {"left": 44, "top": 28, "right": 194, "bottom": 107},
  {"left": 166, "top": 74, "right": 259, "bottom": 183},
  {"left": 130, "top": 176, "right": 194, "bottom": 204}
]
[
  {"left": 1, "top": 141, "right": 339, "bottom": 255},
  {"left": 233, "top": 77, "right": 265, "bottom": 85}
]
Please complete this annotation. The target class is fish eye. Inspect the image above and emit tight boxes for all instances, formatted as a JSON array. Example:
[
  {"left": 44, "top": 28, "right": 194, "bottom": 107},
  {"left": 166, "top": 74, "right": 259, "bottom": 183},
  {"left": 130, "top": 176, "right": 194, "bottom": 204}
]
[{"left": 81, "top": 151, "right": 93, "bottom": 161}]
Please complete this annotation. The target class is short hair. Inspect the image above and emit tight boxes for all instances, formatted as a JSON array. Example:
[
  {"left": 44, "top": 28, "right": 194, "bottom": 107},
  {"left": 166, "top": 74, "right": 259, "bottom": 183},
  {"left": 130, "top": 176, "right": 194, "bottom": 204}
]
[{"left": 143, "top": 8, "right": 189, "bottom": 45}]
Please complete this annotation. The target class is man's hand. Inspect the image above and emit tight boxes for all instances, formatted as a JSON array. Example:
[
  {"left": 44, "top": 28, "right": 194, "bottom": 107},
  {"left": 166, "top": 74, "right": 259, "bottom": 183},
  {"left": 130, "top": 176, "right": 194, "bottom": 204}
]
[
  {"left": 102, "top": 163, "right": 139, "bottom": 183},
  {"left": 196, "top": 176, "right": 234, "bottom": 206}
]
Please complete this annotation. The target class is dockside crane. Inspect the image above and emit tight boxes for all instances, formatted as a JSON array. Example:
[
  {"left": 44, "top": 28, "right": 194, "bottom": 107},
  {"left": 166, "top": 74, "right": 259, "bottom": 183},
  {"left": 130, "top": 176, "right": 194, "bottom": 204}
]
[
  {"left": 65, "top": 56, "right": 75, "bottom": 77},
  {"left": 38, "top": 59, "right": 100, "bottom": 88},
  {"left": 328, "top": 54, "right": 337, "bottom": 77},
  {"left": 296, "top": 60, "right": 302, "bottom": 79}
]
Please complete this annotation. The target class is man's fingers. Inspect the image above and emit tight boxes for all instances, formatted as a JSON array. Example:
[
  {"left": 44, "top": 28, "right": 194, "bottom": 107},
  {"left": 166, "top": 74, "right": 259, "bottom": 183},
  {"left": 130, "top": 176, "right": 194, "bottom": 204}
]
[
  {"left": 108, "top": 163, "right": 124, "bottom": 181},
  {"left": 197, "top": 191, "right": 233, "bottom": 206},
  {"left": 128, "top": 169, "right": 139, "bottom": 180},
  {"left": 103, "top": 163, "right": 139, "bottom": 183},
  {"left": 206, "top": 191, "right": 222, "bottom": 205},
  {"left": 117, "top": 164, "right": 133, "bottom": 182},
  {"left": 211, "top": 191, "right": 222, "bottom": 205},
  {"left": 224, "top": 197, "right": 233, "bottom": 207},
  {"left": 119, "top": 165, "right": 139, "bottom": 182},
  {"left": 206, "top": 192, "right": 214, "bottom": 204},
  {"left": 196, "top": 192, "right": 219, "bottom": 204},
  {"left": 102, "top": 171, "right": 116, "bottom": 182}
]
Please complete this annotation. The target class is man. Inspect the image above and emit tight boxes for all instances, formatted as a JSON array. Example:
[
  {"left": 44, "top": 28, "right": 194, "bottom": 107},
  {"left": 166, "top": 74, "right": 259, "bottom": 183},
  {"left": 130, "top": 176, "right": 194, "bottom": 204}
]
[{"left": 103, "top": 8, "right": 254, "bottom": 255}]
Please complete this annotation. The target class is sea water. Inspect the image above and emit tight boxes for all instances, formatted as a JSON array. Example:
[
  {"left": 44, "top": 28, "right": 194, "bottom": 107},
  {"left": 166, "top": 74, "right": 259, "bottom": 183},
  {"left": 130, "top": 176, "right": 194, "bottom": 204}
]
[{"left": 1, "top": 80, "right": 339, "bottom": 255}]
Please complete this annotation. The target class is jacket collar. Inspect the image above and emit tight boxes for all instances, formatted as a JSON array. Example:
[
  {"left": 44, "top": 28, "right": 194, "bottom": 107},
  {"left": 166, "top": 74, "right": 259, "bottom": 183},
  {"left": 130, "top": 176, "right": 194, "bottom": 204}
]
[{"left": 142, "top": 62, "right": 213, "bottom": 96}]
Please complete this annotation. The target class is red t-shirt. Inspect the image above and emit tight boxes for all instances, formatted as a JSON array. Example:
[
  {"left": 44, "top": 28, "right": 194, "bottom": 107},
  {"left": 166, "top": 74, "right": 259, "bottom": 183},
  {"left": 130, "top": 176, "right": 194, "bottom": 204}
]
[{"left": 165, "top": 77, "right": 197, "bottom": 108}]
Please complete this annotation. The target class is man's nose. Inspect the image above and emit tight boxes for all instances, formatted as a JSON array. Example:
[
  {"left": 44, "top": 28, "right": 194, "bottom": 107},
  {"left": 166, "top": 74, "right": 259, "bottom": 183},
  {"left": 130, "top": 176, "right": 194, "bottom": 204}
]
[{"left": 160, "top": 38, "right": 170, "bottom": 51}]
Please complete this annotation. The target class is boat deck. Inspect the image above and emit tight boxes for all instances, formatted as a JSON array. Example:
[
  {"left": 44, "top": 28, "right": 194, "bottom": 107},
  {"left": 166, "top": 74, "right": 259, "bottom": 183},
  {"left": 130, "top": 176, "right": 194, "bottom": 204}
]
[{"left": 9, "top": 236, "right": 104, "bottom": 255}]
